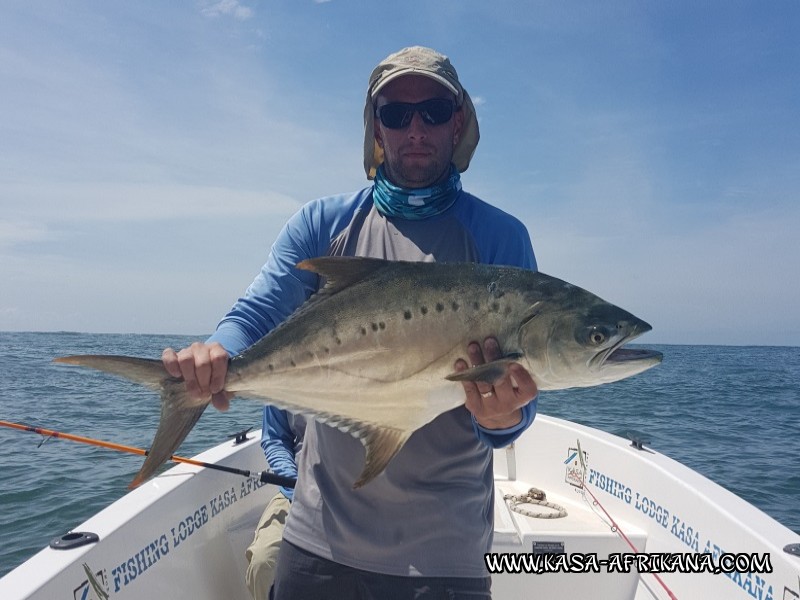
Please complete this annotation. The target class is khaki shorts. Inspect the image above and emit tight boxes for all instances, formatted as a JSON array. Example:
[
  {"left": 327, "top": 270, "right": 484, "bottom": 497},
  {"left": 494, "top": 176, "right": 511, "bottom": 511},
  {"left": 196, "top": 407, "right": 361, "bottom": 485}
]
[{"left": 245, "top": 492, "right": 291, "bottom": 600}]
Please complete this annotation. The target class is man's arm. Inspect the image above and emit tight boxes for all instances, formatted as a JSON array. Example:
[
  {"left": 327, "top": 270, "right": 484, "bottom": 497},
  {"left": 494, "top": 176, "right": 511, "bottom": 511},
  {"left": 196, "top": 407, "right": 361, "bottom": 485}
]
[
  {"left": 161, "top": 204, "right": 323, "bottom": 407},
  {"left": 261, "top": 407, "right": 299, "bottom": 500}
]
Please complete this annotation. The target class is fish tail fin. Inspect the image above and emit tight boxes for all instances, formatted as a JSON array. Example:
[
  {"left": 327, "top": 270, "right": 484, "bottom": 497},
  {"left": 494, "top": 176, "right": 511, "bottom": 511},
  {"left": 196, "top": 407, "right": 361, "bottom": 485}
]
[
  {"left": 354, "top": 426, "right": 410, "bottom": 489},
  {"left": 54, "top": 355, "right": 209, "bottom": 488},
  {"left": 129, "top": 391, "right": 207, "bottom": 489},
  {"left": 54, "top": 355, "right": 172, "bottom": 390}
]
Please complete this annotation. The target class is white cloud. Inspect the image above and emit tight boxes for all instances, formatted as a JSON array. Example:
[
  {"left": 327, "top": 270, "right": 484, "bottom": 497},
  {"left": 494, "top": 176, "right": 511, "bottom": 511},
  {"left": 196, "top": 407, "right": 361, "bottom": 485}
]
[
  {"left": 0, "top": 183, "right": 300, "bottom": 224},
  {"left": 201, "top": 0, "right": 254, "bottom": 20},
  {"left": 0, "top": 220, "right": 51, "bottom": 250}
]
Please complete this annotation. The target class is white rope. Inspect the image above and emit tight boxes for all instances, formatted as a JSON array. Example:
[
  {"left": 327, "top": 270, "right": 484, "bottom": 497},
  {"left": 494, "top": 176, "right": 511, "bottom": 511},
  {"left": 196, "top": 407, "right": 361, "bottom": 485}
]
[{"left": 504, "top": 487, "right": 567, "bottom": 519}]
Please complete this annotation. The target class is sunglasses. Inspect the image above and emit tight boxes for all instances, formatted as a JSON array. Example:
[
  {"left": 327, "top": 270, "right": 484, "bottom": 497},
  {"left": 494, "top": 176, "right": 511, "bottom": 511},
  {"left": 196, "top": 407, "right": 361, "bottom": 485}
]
[{"left": 375, "top": 98, "right": 457, "bottom": 129}]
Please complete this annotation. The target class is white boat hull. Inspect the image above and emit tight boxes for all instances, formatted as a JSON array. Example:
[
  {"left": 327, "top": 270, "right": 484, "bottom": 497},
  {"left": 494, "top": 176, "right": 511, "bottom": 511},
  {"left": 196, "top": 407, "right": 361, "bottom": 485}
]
[{"left": 2, "top": 415, "right": 798, "bottom": 599}]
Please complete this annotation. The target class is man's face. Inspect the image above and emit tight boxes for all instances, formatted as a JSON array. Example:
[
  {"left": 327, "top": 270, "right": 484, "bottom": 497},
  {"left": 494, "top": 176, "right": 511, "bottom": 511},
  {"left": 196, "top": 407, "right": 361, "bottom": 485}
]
[{"left": 374, "top": 75, "right": 464, "bottom": 189}]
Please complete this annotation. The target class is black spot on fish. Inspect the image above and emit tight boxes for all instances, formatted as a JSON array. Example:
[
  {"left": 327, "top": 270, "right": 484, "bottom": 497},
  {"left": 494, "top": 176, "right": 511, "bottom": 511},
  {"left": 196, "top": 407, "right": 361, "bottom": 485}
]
[
  {"left": 452, "top": 301, "right": 460, "bottom": 311},
  {"left": 436, "top": 302, "right": 444, "bottom": 312},
  {"left": 371, "top": 323, "right": 379, "bottom": 332},
  {"left": 360, "top": 327, "right": 367, "bottom": 336},
  {"left": 404, "top": 310, "right": 412, "bottom": 320},
  {"left": 472, "top": 301, "right": 480, "bottom": 310},
  {"left": 379, "top": 322, "right": 386, "bottom": 330},
  {"left": 335, "top": 337, "right": 342, "bottom": 345},
  {"left": 420, "top": 306, "right": 428, "bottom": 315},
  {"left": 491, "top": 302, "right": 500, "bottom": 312},
  {"left": 268, "top": 364, "right": 274, "bottom": 371},
  {"left": 290, "top": 359, "right": 296, "bottom": 367}
]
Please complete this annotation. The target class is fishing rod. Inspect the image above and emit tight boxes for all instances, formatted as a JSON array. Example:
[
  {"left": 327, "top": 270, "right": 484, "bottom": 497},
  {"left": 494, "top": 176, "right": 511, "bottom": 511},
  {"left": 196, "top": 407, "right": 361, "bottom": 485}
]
[
  {"left": 576, "top": 439, "right": 677, "bottom": 600},
  {"left": 0, "top": 420, "right": 295, "bottom": 489}
]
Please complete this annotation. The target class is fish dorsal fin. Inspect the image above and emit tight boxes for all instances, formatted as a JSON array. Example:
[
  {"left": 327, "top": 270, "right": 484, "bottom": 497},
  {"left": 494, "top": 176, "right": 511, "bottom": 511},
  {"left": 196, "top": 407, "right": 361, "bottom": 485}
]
[{"left": 296, "top": 256, "right": 393, "bottom": 297}]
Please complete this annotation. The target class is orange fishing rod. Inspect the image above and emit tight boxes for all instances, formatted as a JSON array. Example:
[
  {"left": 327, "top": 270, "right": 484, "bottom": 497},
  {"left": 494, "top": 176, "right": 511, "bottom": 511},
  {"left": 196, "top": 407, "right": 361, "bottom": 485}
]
[{"left": 0, "top": 419, "right": 295, "bottom": 488}]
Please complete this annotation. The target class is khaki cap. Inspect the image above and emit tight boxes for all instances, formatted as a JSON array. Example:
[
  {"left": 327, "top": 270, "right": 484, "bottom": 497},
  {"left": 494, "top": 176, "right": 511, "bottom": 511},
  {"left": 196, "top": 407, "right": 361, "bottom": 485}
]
[{"left": 363, "top": 46, "right": 480, "bottom": 179}]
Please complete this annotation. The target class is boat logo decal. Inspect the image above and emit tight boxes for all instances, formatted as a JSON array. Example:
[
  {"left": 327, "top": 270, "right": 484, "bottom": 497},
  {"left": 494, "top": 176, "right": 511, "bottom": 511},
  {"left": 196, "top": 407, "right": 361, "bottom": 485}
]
[
  {"left": 74, "top": 563, "right": 109, "bottom": 600},
  {"left": 784, "top": 578, "right": 800, "bottom": 600},
  {"left": 564, "top": 446, "right": 587, "bottom": 489},
  {"left": 88, "top": 477, "right": 270, "bottom": 595}
]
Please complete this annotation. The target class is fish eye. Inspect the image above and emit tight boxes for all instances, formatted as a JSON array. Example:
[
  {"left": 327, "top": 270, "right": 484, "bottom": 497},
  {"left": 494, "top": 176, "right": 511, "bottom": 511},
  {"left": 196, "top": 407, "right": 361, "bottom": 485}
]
[{"left": 586, "top": 327, "right": 609, "bottom": 346}]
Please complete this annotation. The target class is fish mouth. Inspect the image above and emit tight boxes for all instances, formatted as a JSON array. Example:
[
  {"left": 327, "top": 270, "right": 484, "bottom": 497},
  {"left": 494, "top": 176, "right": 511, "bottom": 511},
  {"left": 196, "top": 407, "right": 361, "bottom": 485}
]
[
  {"left": 590, "top": 323, "right": 663, "bottom": 371},
  {"left": 604, "top": 346, "right": 663, "bottom": 366}
]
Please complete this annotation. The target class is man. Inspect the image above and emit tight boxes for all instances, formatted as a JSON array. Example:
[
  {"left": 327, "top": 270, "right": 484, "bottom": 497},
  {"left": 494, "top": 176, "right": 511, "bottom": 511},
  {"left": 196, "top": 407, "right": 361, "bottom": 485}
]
[
  {"left": 163, "top": 46, "right": 539, "bottom": 599},
  {"left": 244, "top": 408, "right": 304, "bottom": 599}
]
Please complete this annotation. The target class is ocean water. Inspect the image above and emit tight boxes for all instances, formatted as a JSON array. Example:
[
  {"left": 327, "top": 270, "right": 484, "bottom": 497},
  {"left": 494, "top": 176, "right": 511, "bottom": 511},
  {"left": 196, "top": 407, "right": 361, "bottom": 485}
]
[{"left": 0, "top": 332, "right": 798, "bottom": 577}]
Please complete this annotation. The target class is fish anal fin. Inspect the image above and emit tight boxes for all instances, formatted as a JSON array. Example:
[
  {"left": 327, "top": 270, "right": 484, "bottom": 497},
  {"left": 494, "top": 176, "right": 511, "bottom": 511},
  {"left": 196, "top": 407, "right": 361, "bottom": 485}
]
[
  {"left": 444, "top": 354, "right": 523, "bottom": 385},
  {"left": 354, "top": 426, "right": 410, "bottom": 489}
]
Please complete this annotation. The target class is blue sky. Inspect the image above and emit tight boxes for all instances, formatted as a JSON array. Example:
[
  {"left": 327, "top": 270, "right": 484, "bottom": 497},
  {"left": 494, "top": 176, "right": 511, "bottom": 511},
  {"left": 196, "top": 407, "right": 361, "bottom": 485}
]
[{"left": 1, "top": 1, "right": 798, "bottom": 345}]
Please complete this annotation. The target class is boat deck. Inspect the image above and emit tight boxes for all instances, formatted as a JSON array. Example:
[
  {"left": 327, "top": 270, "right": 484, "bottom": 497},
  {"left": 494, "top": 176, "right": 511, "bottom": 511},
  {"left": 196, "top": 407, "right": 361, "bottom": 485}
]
[
  {"left": 492, "top": 478, "right": 646, "bottom": 599},
  {"left": 3, "top": 416, "right": 798, "bottom": 600}
]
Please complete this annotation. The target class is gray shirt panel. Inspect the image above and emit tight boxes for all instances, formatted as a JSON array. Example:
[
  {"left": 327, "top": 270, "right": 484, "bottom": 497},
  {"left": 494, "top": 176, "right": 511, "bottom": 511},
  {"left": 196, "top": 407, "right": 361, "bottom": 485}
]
[{"left": 284, "top": 196, "right": 511, "bottom": 577}]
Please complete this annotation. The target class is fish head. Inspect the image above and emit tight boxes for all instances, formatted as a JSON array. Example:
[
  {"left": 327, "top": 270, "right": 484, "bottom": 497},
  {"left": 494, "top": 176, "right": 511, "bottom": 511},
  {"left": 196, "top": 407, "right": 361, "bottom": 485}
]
[{"left": 517, "top": 280, "right": 662, "bottom": 390}]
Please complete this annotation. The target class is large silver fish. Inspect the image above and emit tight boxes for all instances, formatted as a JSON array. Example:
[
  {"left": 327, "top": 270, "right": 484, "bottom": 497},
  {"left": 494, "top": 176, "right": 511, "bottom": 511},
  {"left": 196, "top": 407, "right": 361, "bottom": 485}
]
[{"left": 55, "top": 257, "right": 662, "bottom": 488}]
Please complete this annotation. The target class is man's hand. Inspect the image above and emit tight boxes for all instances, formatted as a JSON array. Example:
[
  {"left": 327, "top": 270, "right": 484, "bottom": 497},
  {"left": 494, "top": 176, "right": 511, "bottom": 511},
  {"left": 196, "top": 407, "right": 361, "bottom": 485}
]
[
  {"left": 454, "top": 337, "right": 538, "bottom": 430},
  {"left": 162, "top": 342, "right": 233, "bottom": 411}
]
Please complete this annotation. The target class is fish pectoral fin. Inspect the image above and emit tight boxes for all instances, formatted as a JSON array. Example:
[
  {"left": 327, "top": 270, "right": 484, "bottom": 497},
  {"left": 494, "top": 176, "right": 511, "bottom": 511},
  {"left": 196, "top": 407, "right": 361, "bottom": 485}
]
[
  {"left": 354, "top": 426, "right": 410, "bottom": 489},
  {"left": 444, "top": 355, "right": 523, "bottom": 385}
]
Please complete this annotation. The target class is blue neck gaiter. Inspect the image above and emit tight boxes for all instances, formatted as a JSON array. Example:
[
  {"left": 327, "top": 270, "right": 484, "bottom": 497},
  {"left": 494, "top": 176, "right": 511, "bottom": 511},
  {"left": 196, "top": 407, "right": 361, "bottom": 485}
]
[{"left": 372, "top": 164, "right": 462, "bottom": 220}]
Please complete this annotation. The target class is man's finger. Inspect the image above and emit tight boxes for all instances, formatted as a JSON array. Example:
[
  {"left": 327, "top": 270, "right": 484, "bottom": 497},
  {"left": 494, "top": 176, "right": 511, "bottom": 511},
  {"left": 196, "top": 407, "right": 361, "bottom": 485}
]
[
  {"left": 211, "top": 392, "right": 231, "bottom": 412},
  {"left": 466, "top": 342, "right": 485, "bottom": 366},
  {"left": 454, "top": 358, "right": 482, "bottom": 411},
  {"left": 466, "top": 341, "right": 495, "bottom": 396},
  {"left": 507, "top": 363, "right": 538, "bottom": 401},
  {"left": 193, "top": 348, "right": 213, "bottom": 397},
  {"left": 482, "top": 337, "right": 502, "bottom": 361},
  {"left": 161, "top": 347, "right": 182, "bottom": 378},
  {"left": 176, "top": 346, "right": 201, "bottom": 397},
  {"left": 208, "top": 344, "right": 229, "bottom": 395}
]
